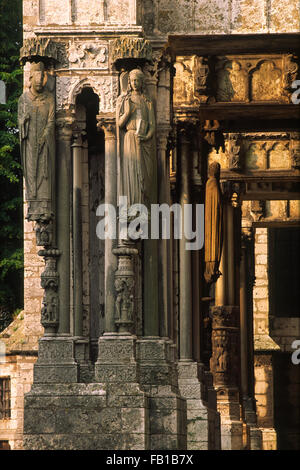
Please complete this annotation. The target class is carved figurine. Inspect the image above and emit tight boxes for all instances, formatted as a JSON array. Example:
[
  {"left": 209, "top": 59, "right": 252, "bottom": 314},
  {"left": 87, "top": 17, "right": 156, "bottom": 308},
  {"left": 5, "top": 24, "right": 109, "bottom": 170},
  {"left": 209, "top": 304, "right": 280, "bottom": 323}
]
[
  {"left": 116, "top": 69, "right": 156, "bottom": 209},
  {"left": 204, "top": 162, "right": 223, "bottom": 283},
  {"left": 18, "top": 62, "right": 55, "bottom": 221}
]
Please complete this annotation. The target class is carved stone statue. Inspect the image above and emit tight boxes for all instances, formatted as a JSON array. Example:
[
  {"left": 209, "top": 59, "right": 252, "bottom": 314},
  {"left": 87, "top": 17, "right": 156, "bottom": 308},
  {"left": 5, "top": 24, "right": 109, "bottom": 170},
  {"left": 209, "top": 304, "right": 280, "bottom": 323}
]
[
  {"left": 204, "top": 162, "right": 223, "bottom": 283},
  {"left": 116, "top": 69, "right": 156, "bottom": 209},
  {"left": 18, "top": 62, "right": 55, "bottom": 221}
]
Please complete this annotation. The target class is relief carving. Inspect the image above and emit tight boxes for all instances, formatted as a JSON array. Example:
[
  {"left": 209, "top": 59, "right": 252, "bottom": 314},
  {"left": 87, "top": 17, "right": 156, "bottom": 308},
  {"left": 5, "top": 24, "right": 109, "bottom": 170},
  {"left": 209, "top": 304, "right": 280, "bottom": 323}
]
[
  {"left": 216, "top": 60, "right": 248, "bottom": 102},
  {"left": 173, "top": 58, "right": 194, "bottom": 106},
  {"left": 193, "top": 56, "right": 213, "bottom": 104},
  {"left": 67, "top": 41, "right": 108, "bottom": 69},
  {"left": 20, "top": 38, "right": 62, "bottom": 65},
  {"left": 210, "top": 306, "right": 239, "bottom": 387},
  {"left": 251, "top": 61, "right": 282, "bottom": 101},
  {"left": 226, "top": 133, "right": 242, "bottom": 171},
  {"left": 111, "top": 37, "right": 152, "bottom": 64}
]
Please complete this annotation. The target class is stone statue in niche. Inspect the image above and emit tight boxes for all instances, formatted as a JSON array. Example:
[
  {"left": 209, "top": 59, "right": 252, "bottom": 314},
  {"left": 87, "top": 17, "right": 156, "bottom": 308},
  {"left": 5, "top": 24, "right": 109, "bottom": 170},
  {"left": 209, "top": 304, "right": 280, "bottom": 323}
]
[
  {"left": 116, "top": 69, "right": 156, "bottom": 210},
  {"left": 18, "top": 62, "right": 55, "bottom": 222},
  {"left": 252, "top": 61, "right": 282, "bottom": 101},
  {"left": 204, "top": 162, "right": 223, "bottom": 284}
]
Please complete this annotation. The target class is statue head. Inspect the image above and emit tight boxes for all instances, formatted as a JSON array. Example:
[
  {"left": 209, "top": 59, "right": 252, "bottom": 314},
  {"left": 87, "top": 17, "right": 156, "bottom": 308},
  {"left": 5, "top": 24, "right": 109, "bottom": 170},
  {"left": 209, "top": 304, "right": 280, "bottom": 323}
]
[
  {"left": 30, "top": 62, "right": 46, "bottom": 94},
  {"left": 208, "top": 161, "right": 221, "bottom": 179},
  {"left": 129, "top": 68, "right": 144, "bottom": 92}
]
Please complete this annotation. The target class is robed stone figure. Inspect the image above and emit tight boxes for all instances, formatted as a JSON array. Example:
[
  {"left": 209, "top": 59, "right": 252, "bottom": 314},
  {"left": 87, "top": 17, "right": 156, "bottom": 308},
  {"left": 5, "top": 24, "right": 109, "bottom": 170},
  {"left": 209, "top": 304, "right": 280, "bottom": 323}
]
[
  {"left": 18, "top": 62, "right": 55, "bottom": 221},
  {"left": 116, "top": 69, "right": 156, "bottom": 210},
  {"left": 204, "top": 162, "right": 223, "bottom": 283}
]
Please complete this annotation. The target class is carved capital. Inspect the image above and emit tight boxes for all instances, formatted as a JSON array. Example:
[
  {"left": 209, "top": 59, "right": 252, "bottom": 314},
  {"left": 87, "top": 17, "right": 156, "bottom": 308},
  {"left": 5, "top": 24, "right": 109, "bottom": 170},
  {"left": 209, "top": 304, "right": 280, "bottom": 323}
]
[
  {"left": 96, "top": 114, "right": 116, "bottom": 140},
  {"left": 156, "top": 126, "right": 171, "bottom": 151},
  {"left": 20, "top": 38, "right": 63, "bottom": 65},
  {"left": 111, "top": 37, "right": 152, "bottom": 66},
  {"left": 56, "top": 110, "right": 76, "bottom": 141}
]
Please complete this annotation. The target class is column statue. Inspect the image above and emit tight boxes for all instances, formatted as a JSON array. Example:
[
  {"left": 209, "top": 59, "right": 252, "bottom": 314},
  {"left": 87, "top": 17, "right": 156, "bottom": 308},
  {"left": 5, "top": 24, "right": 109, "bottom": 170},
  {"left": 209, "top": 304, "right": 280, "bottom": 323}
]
[
  {"left": 204, "top": 161, "right": 223, "bottom": 283},
  {"left": 18, "top": 61, "right": 55, "bottom": 221},
  {"left": 116, "top": 68, "right": 155, "bottom": 210}
]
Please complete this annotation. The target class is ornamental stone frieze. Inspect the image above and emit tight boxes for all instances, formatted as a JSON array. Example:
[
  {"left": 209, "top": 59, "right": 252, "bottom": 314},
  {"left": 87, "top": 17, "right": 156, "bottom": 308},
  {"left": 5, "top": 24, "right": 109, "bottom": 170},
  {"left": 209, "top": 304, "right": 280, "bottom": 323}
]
[
  {"left": 216, "top": 54, "right": 298, "bottom": 103},
  {"left": 67, "top": 40, "right": 108, "bottom": 70},
  {"left": 173, "top": 54, "right": 299, "bottom": 107}
]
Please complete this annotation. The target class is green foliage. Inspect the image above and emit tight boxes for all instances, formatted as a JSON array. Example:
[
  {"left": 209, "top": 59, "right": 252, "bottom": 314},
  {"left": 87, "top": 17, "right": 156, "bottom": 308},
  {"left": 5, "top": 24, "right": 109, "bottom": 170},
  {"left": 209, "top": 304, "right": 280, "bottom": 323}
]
[{"left": 0, "top": 0, "right": 23, "bottom": 326}]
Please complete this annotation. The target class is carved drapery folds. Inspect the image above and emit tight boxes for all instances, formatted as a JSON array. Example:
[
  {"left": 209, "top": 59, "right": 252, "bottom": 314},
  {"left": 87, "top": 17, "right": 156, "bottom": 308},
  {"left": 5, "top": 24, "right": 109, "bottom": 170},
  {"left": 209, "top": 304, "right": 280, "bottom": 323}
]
[
  {"left": 18, "top": 62, "right": 56, "bottom": 222},
  {"left": 210, "top": 306, "right": 240, "bottom": 387},
  {"left": 204, "top": 162, "right": 223, "bottom": 284},
  {"left": 116, "top": 68, "right": 156, "bottom": 209}
]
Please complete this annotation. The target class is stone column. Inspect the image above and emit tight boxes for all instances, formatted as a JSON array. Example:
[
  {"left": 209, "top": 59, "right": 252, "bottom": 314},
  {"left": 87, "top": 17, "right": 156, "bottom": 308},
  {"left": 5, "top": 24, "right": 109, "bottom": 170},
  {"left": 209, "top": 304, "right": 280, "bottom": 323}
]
[
  {"left": 56, "top": 112, "right": 74, "bottom": 336},
  {"left": 210, "top": 188, "right": 244, "bottom": 450},
  {"left": 240, "top": 229, "right": 262, "bottom": 449},
  {"left": 178, "top": 126, "right": 193, "bottom": 362},
  {"left": 157, "top": 126, "right": 171, "bottom": 338},
  {"left": 72, "top": 129, "right": 84, "bottom": 337},
  {"left": 97, "top": 116, "right": 118, "bottom": 334}
]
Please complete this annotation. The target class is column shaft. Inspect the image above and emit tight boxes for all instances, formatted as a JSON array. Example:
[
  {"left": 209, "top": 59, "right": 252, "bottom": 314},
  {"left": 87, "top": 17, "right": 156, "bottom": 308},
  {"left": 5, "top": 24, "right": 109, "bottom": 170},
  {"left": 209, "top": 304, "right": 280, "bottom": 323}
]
[
  {"left": 56, "top": 118, "right": 73, "bottom": 335},
  {"left": 72, "top": 134, "right": 83, "bottom": 337},
  {"left": 100, "top": 119, "right": 118, "bottom": 333},
  {"left": 179, "top": 130, "right": 192, "bottom": 360}
]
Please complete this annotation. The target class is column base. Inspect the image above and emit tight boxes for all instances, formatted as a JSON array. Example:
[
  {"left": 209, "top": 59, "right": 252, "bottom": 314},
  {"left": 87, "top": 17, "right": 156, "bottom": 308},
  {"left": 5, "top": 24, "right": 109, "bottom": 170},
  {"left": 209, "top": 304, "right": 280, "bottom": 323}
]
[
  {"left": 178, "top": 361, "right": 221, "bottom": 450},
  {"left": 216, "top": 387, "right": 244, "bottom": 450},
  {"left": 33, "top": 336, "right": 78, "bottom": 383},
  {"left": 94, "top": 334, "right": 150, "bottom": 449}
]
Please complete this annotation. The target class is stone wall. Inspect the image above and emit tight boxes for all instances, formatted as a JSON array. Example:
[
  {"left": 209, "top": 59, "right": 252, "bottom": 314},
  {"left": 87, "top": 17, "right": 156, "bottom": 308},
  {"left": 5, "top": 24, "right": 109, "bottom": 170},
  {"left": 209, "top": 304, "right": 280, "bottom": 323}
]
[{"left": 23, "top": 0, "right": 300, "bottom": 38}]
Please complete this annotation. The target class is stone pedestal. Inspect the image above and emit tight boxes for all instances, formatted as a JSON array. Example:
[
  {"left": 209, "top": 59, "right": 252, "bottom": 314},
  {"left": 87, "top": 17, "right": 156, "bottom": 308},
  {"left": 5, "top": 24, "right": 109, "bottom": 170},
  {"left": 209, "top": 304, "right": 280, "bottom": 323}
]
[
  {"left": 137, "top": 337, "right": 186, "bottom": 450},
  {"left": 178, "top": 361, "right": 221, "bottom": 450},
  {"left": 95, "top": 334, "right": 150, "bottom": 450},
  {"left": 33, "top": 336, "right": 78, "bottom": 384}
]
